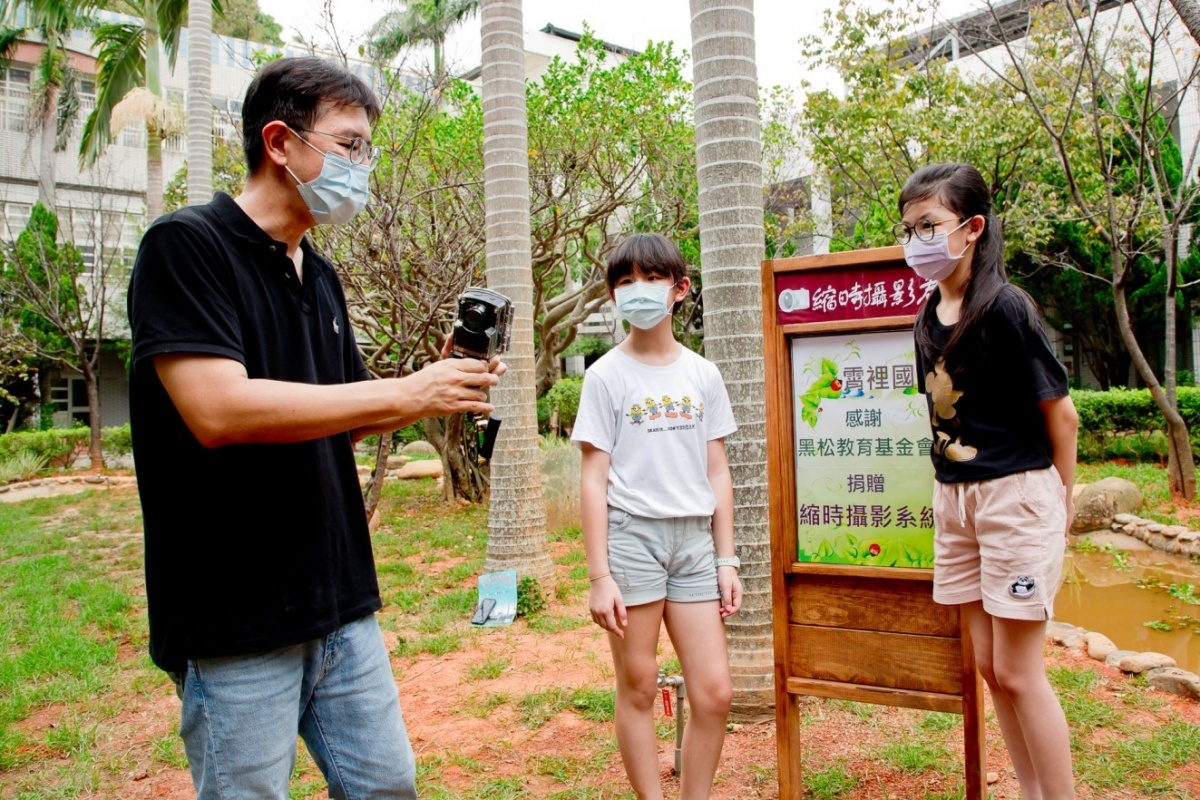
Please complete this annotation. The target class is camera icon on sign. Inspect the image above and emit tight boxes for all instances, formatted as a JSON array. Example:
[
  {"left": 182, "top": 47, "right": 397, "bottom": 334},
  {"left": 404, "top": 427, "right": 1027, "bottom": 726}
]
[{"left": 778, "top": 288, "right": 811, "bottom": 313}]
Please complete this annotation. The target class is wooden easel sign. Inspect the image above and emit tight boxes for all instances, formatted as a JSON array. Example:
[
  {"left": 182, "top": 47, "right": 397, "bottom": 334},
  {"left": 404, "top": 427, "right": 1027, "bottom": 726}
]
[{"left": 762, "top": 246, "right": 986, "bottom": 800}]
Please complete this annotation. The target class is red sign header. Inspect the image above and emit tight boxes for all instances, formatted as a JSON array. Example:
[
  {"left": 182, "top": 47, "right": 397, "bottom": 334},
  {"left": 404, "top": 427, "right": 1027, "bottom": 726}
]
[{"left": 775, "top": 263, "right": 933, "bottom": 325}]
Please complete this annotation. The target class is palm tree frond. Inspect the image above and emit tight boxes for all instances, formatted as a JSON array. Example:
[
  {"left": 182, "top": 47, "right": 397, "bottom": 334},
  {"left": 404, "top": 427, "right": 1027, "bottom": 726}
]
[
  {"left": 54, "top": 62, "right": 79, "bottom": 150},
  {"left": 80, "top": 22, "right": 146, "bottom": 166},
  {"left": 27, "top": 46, "right": 63, "bottom": 129},
  {"left": 0, "top": 25, "right": 26, "bottom": 67},
  {"left": 156, "top": 0, "right": 186, "bottom": 68},
  {"left": 368, "top": 0, "right": 479, "bottom": 61}
]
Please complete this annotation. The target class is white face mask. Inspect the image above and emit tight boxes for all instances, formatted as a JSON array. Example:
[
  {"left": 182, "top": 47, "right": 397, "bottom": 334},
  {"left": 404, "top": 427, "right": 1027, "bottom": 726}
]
[
  {"left": 614, "top": 281, "right": 673, "bottom": 330},
  {"left": 286, "top": 130, "right": 371, "bottom": 225},
  {"left": 902, "top": 219, "right": 970, "bottom": 281}
]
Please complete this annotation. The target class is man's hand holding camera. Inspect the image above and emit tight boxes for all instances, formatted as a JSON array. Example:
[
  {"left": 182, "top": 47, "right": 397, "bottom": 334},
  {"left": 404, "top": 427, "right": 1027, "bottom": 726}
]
[
  {"left": 414, "top": 347, "right": 506, "bottom": 418},
  {"left": 352, "top": 289, "right": 511, "bottom": 443}
]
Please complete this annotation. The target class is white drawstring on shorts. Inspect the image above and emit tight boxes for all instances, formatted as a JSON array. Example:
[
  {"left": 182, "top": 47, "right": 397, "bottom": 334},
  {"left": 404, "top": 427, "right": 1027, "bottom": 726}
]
[{"left": 956, "top": 482, "right": 967, "bottom": 528}]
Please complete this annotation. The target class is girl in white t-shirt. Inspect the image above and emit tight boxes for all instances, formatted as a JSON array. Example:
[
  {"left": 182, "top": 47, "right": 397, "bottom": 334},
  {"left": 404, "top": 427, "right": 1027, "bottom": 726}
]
[{"left": 571, "top": 233, "right": 742, "bottom": 800}]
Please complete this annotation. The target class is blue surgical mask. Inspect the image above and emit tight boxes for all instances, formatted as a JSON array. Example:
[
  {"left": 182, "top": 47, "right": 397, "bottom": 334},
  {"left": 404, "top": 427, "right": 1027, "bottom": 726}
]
[
  {"left": 615, "top": 281, "right": 673, "bottom": 330},
  {"left": 286, "top": 129, "right": 371, "bottom": 225}
]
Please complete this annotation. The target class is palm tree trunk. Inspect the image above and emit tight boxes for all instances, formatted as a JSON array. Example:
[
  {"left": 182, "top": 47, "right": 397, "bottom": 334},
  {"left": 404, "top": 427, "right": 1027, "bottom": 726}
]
[
  {"left": 689, "top": 0, "right": 773, "bottom": 719},
  {"left": 478, "top": 0, "right": 553, "bottom": 584},
  {"left": 145, "top": 27, "right": 165, "bottom": 221},
  {"left": 146, "top": 130, "right": 165, "bottom": 221},
  {"left": 37, "top": 83, "right": 58, "bottom": 211},
  {"left": 187, "top": 0, "right": 214, "bottom": 206}
]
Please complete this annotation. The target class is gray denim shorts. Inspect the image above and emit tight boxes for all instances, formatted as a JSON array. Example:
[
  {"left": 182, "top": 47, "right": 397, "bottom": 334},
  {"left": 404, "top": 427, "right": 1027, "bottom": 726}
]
[{"left": 606, "top": 507, "right": 720, "bottom": 606}]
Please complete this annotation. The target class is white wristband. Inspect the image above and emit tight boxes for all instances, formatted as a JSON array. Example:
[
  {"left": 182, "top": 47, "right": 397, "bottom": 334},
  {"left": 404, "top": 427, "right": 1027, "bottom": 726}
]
[{"left": 714, "top": 556, "right": 740, "bottom": 570}]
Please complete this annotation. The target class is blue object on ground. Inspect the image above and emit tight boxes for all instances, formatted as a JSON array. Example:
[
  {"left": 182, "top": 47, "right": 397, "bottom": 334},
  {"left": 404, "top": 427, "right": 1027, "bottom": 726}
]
[{"left": 473, "top": 570, "right": 517, "bottom": 626}]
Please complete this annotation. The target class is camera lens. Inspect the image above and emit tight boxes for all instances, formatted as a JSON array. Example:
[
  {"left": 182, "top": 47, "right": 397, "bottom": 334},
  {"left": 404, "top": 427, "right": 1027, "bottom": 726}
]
[{"left": 461, "top": 302, "right": 491, "bottom": 333}]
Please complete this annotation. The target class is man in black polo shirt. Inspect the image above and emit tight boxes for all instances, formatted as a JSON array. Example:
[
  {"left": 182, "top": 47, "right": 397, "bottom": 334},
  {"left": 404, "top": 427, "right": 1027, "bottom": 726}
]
[{"left": 127, "top": 57, "right": 501, "bottom": 800}]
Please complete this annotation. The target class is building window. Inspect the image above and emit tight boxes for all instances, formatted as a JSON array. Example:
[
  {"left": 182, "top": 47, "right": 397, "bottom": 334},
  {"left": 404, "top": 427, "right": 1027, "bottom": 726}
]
[
  {"left": 0, "top": 66, "right": 31, "bottom": 132},
  {"left": 119, "top": 123, "right": 145, "bottom": 148},
  {"left": 1, "top": 201, "right": 32, "bottom": 240}
]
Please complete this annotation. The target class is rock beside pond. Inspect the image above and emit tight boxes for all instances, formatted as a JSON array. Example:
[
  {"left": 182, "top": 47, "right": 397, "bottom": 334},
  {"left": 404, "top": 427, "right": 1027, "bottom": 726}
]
[
  {"left": 1105, "top": 649, "right": 1139, "bottom": 669},
  {"left": 1047, "top": 626, "right": 1195, "bottom": 704},
  {"left": 1095, "top": 514, "right": 1200, "bottom": 559},
  {"left": 1084, "top": 631, "right": 1117, "bottom": 661},
  {"left": 1071, "top": 478, "right": 1143, "bottom": 533},
  {"left": 1117, "top": 652, "right": 1176, "bottom": 674},
  {"left": 1049, "top": 624, "right": 1087, "bottom": 649},
  {"left": 1145, "top": 667, "right": 1200, "bottom": 700}
]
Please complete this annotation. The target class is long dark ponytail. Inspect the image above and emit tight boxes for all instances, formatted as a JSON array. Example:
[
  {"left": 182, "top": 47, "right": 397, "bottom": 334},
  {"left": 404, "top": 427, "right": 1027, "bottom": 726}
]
[{"left": 903, "top": 163, "right": 1035, "bottom": 378}]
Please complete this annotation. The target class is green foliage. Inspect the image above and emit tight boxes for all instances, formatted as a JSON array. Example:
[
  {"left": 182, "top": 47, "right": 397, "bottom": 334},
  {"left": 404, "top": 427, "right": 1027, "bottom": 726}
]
[
  {"left": 465, "top": 655, "right": 509, "bottom": 681},
  {"left": 543, "top": 377, "right": 583, "bottom": 431},
  {"left": 878, "top": 741, "right": 952, "bottom": 774},
  {"left": 516, "top": 575, "right": 546, "bottom": 618},
  {"left": 518, "top": 686, "right": 572, "bottom": 728},
  {"left": 0, "top": 450, "right": 48, "bottom": 484},
  {"left": 3, "top": 204, "right": 82, "bottom": 357},
  {"left": 0, "top": 496, "right": 137, "bottom": 770},
  {"left": 213, "top": 0, "right": 283, "bottom": 45},
  {"left": 100, "top": 424, "right": 132, "bottom": 458},
  {"left": 164, "top": 137, "right": 248, "bottom": 212},
  {"left": 0, "top": 425, "right": 132, "bottom": 465},
  {"left": 797, "top": 0, "right": 1200, "bottom": 393},
  {"left": 0, "top": 427, "right": 84, "bottom": 465},
  {"left": 561, "top": 337, "right": 611, "bottom": 360},
  {"left": 570, "top": 686, "right": 614, "bottom": 722},
  {"left": 366, "top": 0, "right": 480, "bottom": 71},
  {"left": 1076, "top": 721, "right": 1200, "bottom": 791},
  {"left": 1167, "top": 583, "right": 1199, "bottom": 605},
  {"left": 1072, "top": 387, "right": 1200, "bottom": 461},
  {"left": 802, "top": 764, "right": 860, "bottom": 799}
]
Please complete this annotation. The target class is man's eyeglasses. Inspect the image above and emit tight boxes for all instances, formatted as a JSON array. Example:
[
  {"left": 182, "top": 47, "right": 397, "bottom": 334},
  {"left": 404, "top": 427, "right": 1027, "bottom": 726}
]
[
  {"left": 295, "top": 127, "right": 382, "bottom": 167},
  {"left": 892, "top": 217, "right": 964, "bottom": 245}
]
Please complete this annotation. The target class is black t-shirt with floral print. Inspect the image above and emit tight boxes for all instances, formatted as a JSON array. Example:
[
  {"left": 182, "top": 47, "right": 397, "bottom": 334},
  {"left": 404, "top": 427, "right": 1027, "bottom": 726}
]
[{"left": 914, "top": 287, "right": 1069, "bottom": 484}]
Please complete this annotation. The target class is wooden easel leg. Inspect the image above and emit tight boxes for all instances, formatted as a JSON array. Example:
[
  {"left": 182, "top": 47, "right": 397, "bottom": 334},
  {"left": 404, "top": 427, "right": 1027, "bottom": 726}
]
[
  {"left": 776, "top": 691, "right": 804, "bottom": 800},
  {"left": 961, "top": 612, "right": 987, "bottom": 800}
]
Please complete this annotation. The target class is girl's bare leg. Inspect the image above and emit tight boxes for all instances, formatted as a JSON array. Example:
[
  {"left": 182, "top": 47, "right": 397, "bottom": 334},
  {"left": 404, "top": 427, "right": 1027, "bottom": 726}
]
[
  {"left": 608, "top": 600, "right": 667, "bottom": 800},
  {"left": 663, "top": 599, "right": 732, "bottom": 800},
  {"left": 962, "top": 601, "right": 1075, "bottom": 800}
]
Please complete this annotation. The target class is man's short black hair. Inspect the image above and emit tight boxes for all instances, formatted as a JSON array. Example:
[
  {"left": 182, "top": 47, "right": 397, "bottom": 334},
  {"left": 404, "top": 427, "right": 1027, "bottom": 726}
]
[{"left": 242, "top": 56, "right": 382, "bottom": 173}]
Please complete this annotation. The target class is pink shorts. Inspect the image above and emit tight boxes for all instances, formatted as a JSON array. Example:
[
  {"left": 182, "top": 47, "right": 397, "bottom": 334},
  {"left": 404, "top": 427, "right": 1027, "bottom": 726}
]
[{"left": 932, "top": 467, "right": 1067, "bottom": 621}]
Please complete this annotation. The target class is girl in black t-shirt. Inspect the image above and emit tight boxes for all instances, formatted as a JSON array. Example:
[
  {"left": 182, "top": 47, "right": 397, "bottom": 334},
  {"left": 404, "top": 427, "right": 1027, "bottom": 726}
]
[{"left": 901, "top": 163, "right": 1078, "bottom": 799}]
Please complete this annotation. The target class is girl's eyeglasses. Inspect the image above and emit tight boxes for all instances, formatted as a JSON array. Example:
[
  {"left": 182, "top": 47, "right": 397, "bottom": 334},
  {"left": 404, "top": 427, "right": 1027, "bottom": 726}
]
[{"left": 892, "top": 217, "right": 964, "bottom": 245}]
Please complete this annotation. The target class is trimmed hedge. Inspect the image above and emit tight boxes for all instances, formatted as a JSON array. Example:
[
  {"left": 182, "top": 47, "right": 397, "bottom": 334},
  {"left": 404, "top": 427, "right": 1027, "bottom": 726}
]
[
  {"left": 1072, "top": 388, "right": 1200, "bottom": 462},
  {"left": 0, "top": 424, "right": 133, "bottom": 467}
]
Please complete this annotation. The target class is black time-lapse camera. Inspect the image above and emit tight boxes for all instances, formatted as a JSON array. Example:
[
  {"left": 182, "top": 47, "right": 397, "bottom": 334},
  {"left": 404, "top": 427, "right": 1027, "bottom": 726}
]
[
  {"left": 449, "top": 288, "right": 513, "bottom": 461},
  {"left": 451, "top": 288, "right": 513, "bottom": 362}
]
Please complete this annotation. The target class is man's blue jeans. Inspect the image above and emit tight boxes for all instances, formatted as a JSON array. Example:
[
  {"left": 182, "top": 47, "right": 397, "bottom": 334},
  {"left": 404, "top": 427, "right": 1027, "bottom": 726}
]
[{"left": 170, "top": 613, "right": 417, "bottom": 799}]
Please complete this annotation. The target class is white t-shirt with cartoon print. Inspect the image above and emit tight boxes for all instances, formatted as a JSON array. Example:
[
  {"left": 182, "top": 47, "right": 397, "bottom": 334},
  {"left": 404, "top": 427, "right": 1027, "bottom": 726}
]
[{"left": 571, "top": 345, "right": 737, "bottom": 519}]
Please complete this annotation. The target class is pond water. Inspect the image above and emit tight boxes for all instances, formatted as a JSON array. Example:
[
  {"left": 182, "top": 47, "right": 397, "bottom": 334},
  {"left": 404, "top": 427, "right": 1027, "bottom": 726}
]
[{"left": 1055, "top": 540, "right": 1200, "bottom": 675}]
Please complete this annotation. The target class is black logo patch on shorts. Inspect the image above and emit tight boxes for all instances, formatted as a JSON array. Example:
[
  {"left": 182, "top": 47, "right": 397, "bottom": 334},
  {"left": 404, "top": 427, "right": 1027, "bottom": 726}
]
[{"left": 1009, "top": 576, "right": 1036, "bottom": 599}]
